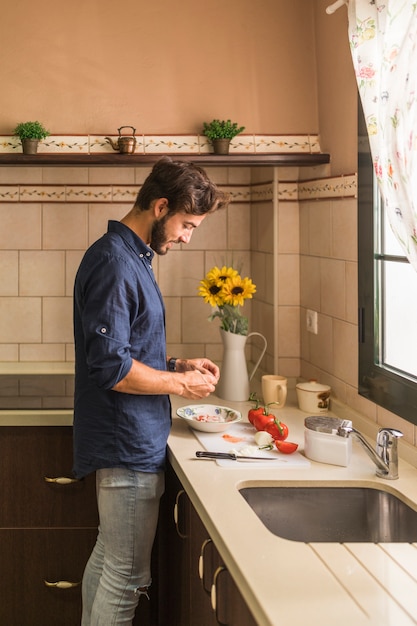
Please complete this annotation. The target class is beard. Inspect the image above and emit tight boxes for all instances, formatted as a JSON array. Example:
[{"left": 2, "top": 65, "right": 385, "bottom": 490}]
[{"left": 150, "top": 214, "right": 172, "bottom": 255}]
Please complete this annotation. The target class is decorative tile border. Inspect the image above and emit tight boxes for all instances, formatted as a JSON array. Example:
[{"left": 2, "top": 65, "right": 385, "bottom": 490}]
[
  {"left": 254, "top": 135, "right": 317, "bottom": 154},
  {"left": 251, "top": 182, "right": 274, "bottom": 203},
  {"left": 0, "top": 133, "right": 322, "bottom": 155},
  {"left": 298, "top": 174, "right": 357, "bottom": 200},
  {"left": 66, "top": 186, "right": 113, "bottom": 202},
  {"left": 20, "top": 186, "right": 66, "bottom": 202},
  {"left": 0, "top": 186, "right": 19, "bottom": 201},
  {"left": 0, "top": 175, "right": 357, "bottom": 204},
  {"left": 143, "top": 135, "right": 199, "bottom": 154}
]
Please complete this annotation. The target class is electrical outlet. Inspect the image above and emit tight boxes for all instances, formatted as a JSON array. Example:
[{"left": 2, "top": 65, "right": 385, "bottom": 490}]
[{"left": 306, "top": 309, "right": 318, "bottom": 334}]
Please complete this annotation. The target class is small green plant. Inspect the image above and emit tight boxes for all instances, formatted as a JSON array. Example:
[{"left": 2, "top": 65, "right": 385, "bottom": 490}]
[
  {"left": 13, "top": 120, "right": 50, "bottom": 141},
  {"left": 202, "top": 119, "right": 245, "bottom": 141}
]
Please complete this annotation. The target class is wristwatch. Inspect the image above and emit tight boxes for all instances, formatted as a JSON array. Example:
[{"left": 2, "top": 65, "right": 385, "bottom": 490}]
[{"left": 168, "top": 357, "right": 178, "bottom": 372}]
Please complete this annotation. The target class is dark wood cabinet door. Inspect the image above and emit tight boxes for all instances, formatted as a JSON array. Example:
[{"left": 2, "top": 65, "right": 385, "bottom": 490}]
[
  {"left": 157, "top": 465, "right": 191, "bottom": 625},
  {"left": 0, "top": 426, "right": 98, "bottom": 527},
  {"left": 0, "top": 528, "right": 97, "bottom": 626},
  {"left": 188, "top": 503, "right": 221, "bottom": 626},
  {"left": 159, "top": 465, "right": 258, "bottom": 626}
]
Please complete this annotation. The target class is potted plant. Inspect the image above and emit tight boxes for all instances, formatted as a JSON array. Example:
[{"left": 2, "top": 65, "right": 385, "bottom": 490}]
[
  {"left": 13, "top": 120, "right": 50, "bottom": 154},
  {"left": 201, "top": 119, "right": 245, "bottom": 155}
]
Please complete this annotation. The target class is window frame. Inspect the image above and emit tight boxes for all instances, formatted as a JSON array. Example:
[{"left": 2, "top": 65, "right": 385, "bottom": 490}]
[{"left": 358, "top": 106, "right": 417, "bottom": 425}]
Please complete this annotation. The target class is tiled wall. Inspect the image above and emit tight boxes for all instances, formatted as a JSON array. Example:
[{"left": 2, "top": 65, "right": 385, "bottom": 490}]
[
  {"left": 0, "top": 142, "right": 356, "bottom": 409},
  {"left": 0, "top": 133, "right": 321, "bottom": 156}
]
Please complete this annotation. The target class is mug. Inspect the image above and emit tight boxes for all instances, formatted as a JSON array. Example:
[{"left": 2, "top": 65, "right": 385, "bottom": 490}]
[{"left": 262, "top": 375, "right": 288, "bottom": 408}]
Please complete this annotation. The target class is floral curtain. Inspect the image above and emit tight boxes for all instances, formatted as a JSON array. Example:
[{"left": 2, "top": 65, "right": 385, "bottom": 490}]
[{"left": 347, "top": 0, "right": 417, "bottom": 270}]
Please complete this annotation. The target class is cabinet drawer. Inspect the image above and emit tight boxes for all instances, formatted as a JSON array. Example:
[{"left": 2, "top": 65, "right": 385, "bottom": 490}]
[
  {"left": 0, "top": 528, "right": 97, "bottom": 626},
  {"left": 0, "top": 426, "right": 98, "bottom": 527}
]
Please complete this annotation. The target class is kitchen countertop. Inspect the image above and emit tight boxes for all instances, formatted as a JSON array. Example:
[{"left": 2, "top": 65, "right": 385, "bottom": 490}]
[
  {"left": 2, "top": 397, "right": 417, "bottom": 624},
  {"left": 0, "top": 409, "right": 74, "bottom": 426},
  {"left": 168, "top": 395, "right": 417, "bottom": 626}
]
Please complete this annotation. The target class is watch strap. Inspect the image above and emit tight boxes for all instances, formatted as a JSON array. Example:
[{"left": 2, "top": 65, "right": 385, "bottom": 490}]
[{"left": 168, "top": 357, "right": 178, "bottom": 372}]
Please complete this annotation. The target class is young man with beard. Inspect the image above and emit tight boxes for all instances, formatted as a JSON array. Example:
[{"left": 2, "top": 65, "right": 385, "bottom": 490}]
[{"left": 73, "top": 156, "right": 229, "bottom": 625}]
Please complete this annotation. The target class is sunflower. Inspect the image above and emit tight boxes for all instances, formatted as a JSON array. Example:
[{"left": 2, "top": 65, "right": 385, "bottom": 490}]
[
  {"left": 222, "top": 275, "right": 256, "bottom": 307},
  {"left": 198, "top": 278, "right": 225, "bottom": 307},
  {"left": 198, "top": 264, "right": 257, "bottom": 335},
  {"left": 205, "top": 265, "right": 238, "bottom": 284}
]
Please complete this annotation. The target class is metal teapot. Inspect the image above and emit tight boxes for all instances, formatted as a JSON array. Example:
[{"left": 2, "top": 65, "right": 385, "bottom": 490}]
[{"left": 105, "top": 126, "right": 137, "bottom": 154}]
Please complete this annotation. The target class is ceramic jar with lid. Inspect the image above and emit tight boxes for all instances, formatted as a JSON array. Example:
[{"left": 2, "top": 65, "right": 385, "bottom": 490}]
[
  {"left": 304, "top": 416, "right": 352, "bottom": 466},
  {"left": 296, "top": 379, "right": 331, "bottom": 413}
]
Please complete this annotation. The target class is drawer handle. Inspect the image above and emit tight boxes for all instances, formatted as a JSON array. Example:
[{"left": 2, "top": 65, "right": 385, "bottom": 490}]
[
  {"left": 211, "top": 566, "right": 228, "bottom": 625},
  {"left": 44, "top": 476, "right": 79, "bottom": 485},
  {"left": 198, "top": 538, "right": 213, "bottom": 594},
  {"left": 44, "top": 580, "right": 81, "bottom": 589},
  {"left": 173, "top": 489, "right": 187, "bottom": 539}
]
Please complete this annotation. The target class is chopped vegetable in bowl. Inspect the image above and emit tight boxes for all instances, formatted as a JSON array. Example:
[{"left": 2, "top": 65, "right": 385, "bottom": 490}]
[{"left": 176, "top": 404, "right": 242, "bottom": 433}]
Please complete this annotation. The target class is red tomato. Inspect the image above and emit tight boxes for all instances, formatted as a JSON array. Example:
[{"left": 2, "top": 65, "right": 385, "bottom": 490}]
[
  {"left": 248, "top": 406, "right": 264, "bottom": 426},
  {"left": 275, "top": 440, "right": 298, "bottom": 454},
  {"left": 253, "top": 412, "right": 275, "bottom": 432},
  {"left": 265, "top": 419, "right": 289, "bottom": 441}
]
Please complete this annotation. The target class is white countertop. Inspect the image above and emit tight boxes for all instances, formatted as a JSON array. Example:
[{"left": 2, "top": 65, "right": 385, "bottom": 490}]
[
  {"left": 168, "top": 395, "right": 417, "bottom": 626},
  {"left": 2, "top": 396, "right": 417, "bottom": 624}
]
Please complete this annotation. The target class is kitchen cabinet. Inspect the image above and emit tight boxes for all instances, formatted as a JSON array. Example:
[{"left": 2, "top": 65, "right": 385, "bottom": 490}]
[
  {"left": 0, "top": 426, "right": 98, "bottom": 625},
  {"left": 158, "top": 464, "right": 257, "bottom": 626},
  {"left": 0, "top": 425, "right": 156, "bottom": 626}
]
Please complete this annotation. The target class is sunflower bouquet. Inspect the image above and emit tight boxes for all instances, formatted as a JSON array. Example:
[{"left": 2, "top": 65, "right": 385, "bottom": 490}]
[{"left": 198, "top": 265, "right": 256, "bottom": 336}]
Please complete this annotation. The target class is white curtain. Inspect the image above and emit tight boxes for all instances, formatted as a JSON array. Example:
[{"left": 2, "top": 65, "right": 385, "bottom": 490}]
[{"left": 347, "top": 0, "right": 417, "bottom": 269}]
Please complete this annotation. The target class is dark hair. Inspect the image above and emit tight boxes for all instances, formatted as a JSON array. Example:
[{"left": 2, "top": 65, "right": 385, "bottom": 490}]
[{"left": 133, "top": 156, "right": 229, "bottom": 216}]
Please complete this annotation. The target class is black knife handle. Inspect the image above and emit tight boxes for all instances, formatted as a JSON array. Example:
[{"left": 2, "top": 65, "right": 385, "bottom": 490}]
[{"left": 195, "top": 451, "right": 236, "bottom": 460}]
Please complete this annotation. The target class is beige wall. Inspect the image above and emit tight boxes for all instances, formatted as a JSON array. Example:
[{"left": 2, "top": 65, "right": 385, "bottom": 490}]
[
  {"left": 2, "top": 0, "right": 318, "bottom": 135},
  {"left": 300, "top": 1, "right": 416, "bottom": 447},
  {"left": 313, "top": 1, "right": 358, "bottom": 174},
  {"left": 1, "top": 0, "right": 416, "bottom": 447}
]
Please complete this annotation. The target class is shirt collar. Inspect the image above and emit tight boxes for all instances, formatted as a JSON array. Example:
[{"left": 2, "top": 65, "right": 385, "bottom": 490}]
[{"left": 107, "top": 220, "right": 154, "bottom": 262}]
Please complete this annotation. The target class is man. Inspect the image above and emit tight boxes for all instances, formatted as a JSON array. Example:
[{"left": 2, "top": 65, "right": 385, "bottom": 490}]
[{"left": 73, "top": 156, "right": 229, "bottom": 625}]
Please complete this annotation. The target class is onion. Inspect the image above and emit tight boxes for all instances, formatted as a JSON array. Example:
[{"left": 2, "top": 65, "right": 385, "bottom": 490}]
[{"left": 254, "top": 431, "right": 274, "bottom": 447}]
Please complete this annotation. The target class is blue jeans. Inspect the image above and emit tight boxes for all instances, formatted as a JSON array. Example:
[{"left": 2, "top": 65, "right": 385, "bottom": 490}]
[{"left": 81, "top": 468, "right": 165, "bottom": 626}]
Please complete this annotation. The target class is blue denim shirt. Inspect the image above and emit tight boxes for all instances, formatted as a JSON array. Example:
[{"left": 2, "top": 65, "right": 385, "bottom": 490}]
[{"left": 73, "top": 220, "right": 171, "bottom": 479}]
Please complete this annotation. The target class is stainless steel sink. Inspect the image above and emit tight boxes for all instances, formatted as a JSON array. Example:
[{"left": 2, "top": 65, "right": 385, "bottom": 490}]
[{"left": 239, "top": 486, "right": 417, "bottom": 542}]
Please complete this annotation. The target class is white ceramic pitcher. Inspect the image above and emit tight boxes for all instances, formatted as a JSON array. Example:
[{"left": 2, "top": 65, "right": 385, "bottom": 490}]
[{"left": 216, "top": 329, "right": 267, "bottom": 402}]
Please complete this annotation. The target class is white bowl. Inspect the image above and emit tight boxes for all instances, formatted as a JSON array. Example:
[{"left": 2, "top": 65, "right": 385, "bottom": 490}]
[{"left": 176, "top": 404, "right": 242, "bottom": 433}]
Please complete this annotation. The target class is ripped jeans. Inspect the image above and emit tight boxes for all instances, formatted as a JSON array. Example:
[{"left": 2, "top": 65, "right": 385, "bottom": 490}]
[{"left": 81, "top": 468, "right": 165, "bottom": 626}]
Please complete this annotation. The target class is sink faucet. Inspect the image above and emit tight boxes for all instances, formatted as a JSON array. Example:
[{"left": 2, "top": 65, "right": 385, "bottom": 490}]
[{"left": 337, "top": 421, "right": 403, "bottom": 480}]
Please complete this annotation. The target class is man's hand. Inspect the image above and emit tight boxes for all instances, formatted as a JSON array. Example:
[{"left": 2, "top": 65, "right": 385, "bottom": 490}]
[
  {"left": 176, "top": 357, "right": 220, "bottom": 382},
  {"left": 178, "top": 368, "right": 218, "bottom": 399}
]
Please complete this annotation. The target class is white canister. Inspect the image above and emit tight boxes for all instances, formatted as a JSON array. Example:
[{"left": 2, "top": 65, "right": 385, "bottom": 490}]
[
  {"left": 304, "top": 416, "right": 352, "bottom": 467},
  {"left": 296, "top": 379, "right": 331, "bottom": 413}
]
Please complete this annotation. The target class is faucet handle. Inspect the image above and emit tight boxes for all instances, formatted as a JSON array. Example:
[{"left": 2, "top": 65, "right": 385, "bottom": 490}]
[
  {"left": 376, "top": 428, "right": 403, "bottom": 480},
  {"left": 377, "top": 427, "right": 403, "bottom": 441}
]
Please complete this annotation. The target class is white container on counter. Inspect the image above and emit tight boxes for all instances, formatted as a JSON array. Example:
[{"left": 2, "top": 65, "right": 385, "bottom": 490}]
[
  {"left": 304, "top": 416, "right": 352, "bottom": 467},
  {"left": 296, "top": 380, "right": 331, "bottom": 413}
]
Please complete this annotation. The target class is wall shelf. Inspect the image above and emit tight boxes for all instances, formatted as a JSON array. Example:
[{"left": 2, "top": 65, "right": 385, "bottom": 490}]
[{"left": 0, "top": 153, "right": 330, "bottom": 167}]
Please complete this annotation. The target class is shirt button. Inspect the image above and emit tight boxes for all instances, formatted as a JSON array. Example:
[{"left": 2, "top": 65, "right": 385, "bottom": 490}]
[
  {"left": 139, "top": 253, "right": 144, "bottom": 258},
  {"left": 100, "top": 327, "right": 107, "bottom": 334},
  {"left": 146, "top": 252, "right": 151, "bottom": 257}
]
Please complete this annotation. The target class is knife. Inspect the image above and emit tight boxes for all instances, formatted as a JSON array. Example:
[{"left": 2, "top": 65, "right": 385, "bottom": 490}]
[{"left": 195, "top": 450, "right": 279, "bottom": 461}]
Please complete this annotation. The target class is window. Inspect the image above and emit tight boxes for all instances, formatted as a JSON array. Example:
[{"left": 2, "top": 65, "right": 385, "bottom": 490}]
[{"left": 358, "top": 105, "right": 417, "bottom": 425}]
